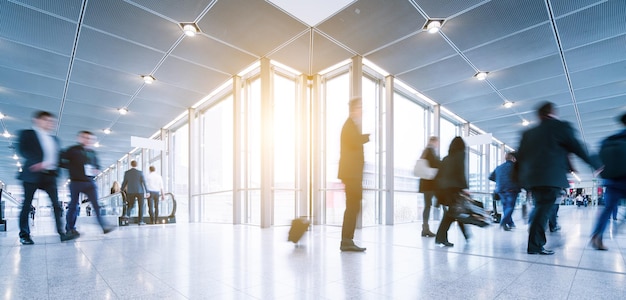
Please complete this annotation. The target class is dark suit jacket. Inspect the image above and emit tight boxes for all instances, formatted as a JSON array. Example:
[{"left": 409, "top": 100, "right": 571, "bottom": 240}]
[
  {"left": 121, "top": 168, "right": 147, "bottom": 194},
  {"left": 418, "top": 146, "right": 441, "bottom": 192},
  {"left": 516, "top": 117, "right": 600, "bottom": 189},
  {"left": 17, "top": 129, "right": 60, "bottom": 183},
  {"left": 60, "top": 145, "right": 100, "bottom": 182},
  {"left": 338, "top": 117, "right": 369, "bottom": 181},
  {"left": 435, "top": 150, "right": 468, "bottom": 191}
]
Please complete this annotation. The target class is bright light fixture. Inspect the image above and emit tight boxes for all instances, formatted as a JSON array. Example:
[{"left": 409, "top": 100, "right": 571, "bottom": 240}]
[
  {"left": 94, "top": 142, "right": 101, "bottom": 148},
  {"left": 503, "top": 101, "right": 514, "bottom": 108},
  {"left": 426, "top": 20, "right": 442, "bottom": 34},
  {"left": 474, "top": 72, "right": 488, "bottom": 80},
  {"left": 118, "top": 108, "right": 128, "bottom": 115},
  {"left": 16, "top": 161, "right": 21, "bottom": 167},
  {"left": 182, "top": 23, "right": 198, "bottom": 37},
  {"left": 103, "top": 128, "right": 111, "bottom": 135},
  {"left": 0, "top": 113, "right": 4, "bottom": 119},
  {"left": 12, "top": 154, "right": 18, "bottom": 160},
  {"left": 142, "top": 75, "right": 155, "bottom": 84},
  {"left": 3, "top": 131, "right": 10, "bottom": 138},
  {"left": 522, "top": 119, "right": 530, "bottom": 126}
]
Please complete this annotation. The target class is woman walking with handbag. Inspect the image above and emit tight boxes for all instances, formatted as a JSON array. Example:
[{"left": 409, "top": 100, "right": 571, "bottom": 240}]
[
  {"left": 418, "top": 136, "right": 440, "bottom": 237},
  {"left": 434, "top": 137, "right": 470, "bottom": 247}
]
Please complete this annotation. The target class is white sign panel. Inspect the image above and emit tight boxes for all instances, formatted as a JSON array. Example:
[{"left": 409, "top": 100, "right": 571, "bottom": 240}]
[
  {"left": 463, "top": 133, "right": 493, "bottom": 146},
  {"left": 131, "top": 136, "right": 165, "bottom": 151}
]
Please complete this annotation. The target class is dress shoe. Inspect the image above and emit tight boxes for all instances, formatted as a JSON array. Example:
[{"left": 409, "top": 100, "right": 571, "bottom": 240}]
[
  {"left": 69, "top": 229, "right": 80, "bottom": 236},
  {"left": 591, "top": 236, "right": 608, "bottom": 251},
  {"left": 103, "top": 226, "right": 116, "bottom": 234},
  {"left": 527, "top": 248, "right": 554, "bottom": 255},
  {"left": 549, "top": 225, "right": 561, "bottom": 232},
  {"left": 421, "top": 225, "right": 436, "bottom": 237},
  {"left": 20, "top": 237, "right": 34, "bottom": 245},
  {"left": 60, "top": 233, "right": 78, "bottom": 242},
  {"left": 340, "top": 240, "right": 366, "bottom": 252},
  {"left": 435, "top": 240, "right": 454, "bottom": 247},
  {"left": 501, "top": 224, "right": 511, "bottom": 231}
]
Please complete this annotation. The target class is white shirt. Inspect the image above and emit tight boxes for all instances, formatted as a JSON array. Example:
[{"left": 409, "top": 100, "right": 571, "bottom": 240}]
[
  {"left": 145, "top": 172, "right": 164, "bottom": 192},
  {"left": 33, "top": 126, "right": 58, "bottom": 170}
]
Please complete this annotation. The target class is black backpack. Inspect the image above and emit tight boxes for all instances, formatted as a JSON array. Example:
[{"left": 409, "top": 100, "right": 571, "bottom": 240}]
[{"left": 599, "top": 132, "right": 626, "bottom": 179}]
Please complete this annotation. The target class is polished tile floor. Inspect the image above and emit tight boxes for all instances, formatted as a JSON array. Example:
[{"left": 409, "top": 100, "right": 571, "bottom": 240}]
[{"left": 0, "top": 205, "right": 625, "bottom": 299}]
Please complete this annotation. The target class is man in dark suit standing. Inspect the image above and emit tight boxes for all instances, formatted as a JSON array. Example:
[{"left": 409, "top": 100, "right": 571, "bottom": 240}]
[
  {"left": 338, "top": 97, "right": 370, "bottom": 252},
  {"left": 517, "top": 102, "right": 600, "bottom": 255},
  {"left": 60, "top": 130, "right": 114, "bottom": 235},
  {"left": 17, "top": 111, "right": 76, "bottom": 245},
  {"left": 122, "top": 160, "right": 148, "bottom": 225}
]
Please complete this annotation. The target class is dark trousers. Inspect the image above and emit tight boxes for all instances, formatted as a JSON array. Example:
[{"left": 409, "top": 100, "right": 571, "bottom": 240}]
[
  {"left": 423, "top": 191, "right": 434, "bottom": 226},
  {"left": 592, "top": 186, "right": 626, "bottom": 238},
  {"left": 341, "top": 178, "right": 362, "bottom": 241},
  {"left": 148, "top": 191, "right": 160, "bottom": 223},
  {"left": 19, "top": 175, "right": 64, "bottom": 238},
  {"left": 435, "top": 206, "right": 467, "bottom": 242},
  {"left": 549, "top": 204, "right": 560, "bottom": 230},
  {"left": 66, "top": 181, "right": 105, "bottom": 231},
  {"left": 126, "top": 193, "right": 145, "bottom": 221},
  {"left": 528, "top": 187, "right": 560, "bottom": 252}
]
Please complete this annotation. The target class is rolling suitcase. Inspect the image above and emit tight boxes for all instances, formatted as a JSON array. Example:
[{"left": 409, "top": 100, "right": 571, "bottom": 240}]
[{"left": 288, "top": 217, "right": 310, "bottom": 243}]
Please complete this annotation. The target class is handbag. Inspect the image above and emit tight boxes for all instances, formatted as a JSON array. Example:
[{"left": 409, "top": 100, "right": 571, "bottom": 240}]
[
  {"left": 449, "top": 193, "right": 491, "bottom": 227},
  {"left": 413, "top": 159, "right": 437, "bottom": 179}
]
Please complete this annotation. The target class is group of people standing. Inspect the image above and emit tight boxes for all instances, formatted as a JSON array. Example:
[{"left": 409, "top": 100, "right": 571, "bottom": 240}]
[
  {"left": 114, "top": 162, "right": 165, "bottom": 225},
  {"left": 338, "top": 99, "right": 625, "bottom": 255}
]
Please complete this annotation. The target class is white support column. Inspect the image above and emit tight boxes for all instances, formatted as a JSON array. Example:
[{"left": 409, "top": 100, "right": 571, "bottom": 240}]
[
  {"left": 187, "top": 108, "right": 199, "bottom": 223},
  {"left": 311, "top": 74, "right": 323, "bottom": 225},
  {"left": 233, "top": 76, "right": 242, "bottom": 224},
  {"left": 433, "top": 105, "right": 441, "bottom": 150},
  {"left": 298, "top": 74, "right": 309, "bottom": 219},
  {"left": 260, "top": 58, "right": 273, "bottom": 228},
  {"left": 385, "top": 75, "right": 395, "bottom": 225}
]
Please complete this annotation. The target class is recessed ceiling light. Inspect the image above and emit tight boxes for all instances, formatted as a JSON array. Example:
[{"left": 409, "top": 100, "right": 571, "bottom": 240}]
[
  {"left": 503, "top": 101, "right": 514, "bottom": 108},
  {"left": 424, "top": 19, "right": 443, "bottom": 34},
  {"left": 474, "top": 72, "right": 488, "bottom": 80},
  {"left": 103, "top": 128, "right": 111, "bottom": 135},
  {"left": 522, "top": 119, "right": 530, "bottom": 126},
  {"left": 118, "top": 108, "right": 128, "bottom": 115},
  {"left": 3, "top": 131, "right": 10, "bottom": 138},
  {"left": 16, "top": 161, "right": 21, "bottom": 167},
  {"left": 181, "top": 23, "right": 199, "bottom": 37},
  {"left": 142, "top": 75, "right": 155, "bottom": 84},
  {"left": 94, "top": 142, "right": 101, "bottom": 148},
  {"left": 12, "top": 154, "right": 18, "bottom": 160},
  {"left": 0, "top": 113, "right": 4, "bottom": 119}
]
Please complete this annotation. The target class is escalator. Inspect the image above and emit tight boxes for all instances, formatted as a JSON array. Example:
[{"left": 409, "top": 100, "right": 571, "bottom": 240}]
[{"left": 98, "top": 192, "right": 177, "bottom": 226}]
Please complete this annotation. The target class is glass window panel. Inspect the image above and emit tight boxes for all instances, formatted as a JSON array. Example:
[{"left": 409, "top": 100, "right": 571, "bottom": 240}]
[
  {"left": 362, "top": 75, "right": 381, "bottom": 226},
  {"left": 172, "top": 124, "right": 189, "bottom": 223},
  {"left": 201, "top": 96, "right": 234, "bottom": 193},
  {"left": 439, "top": 118, "right": 458, "bottom": 157},
  {"left": 393, "top": 93, "right": 426, "bottom": 223}
]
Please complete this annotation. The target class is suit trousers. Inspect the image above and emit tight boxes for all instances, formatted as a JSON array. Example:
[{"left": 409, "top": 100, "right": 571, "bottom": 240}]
[
  {"left": 148, "top": 191, "right": 160, "bottom": 223},
  {"left": 592, "top": 186, "right": 626, "bottom": 238},
  {"left": 19, "top": 175, "right": 64, "bottom": 238},
  {"left": 126, "top": 193, "right": 145, "bottom": 221},
  {"left": 341, "top": 178, "right": 362, "bottom": 241},
  {"left": 528, "top": 187, "right": 560, "bottom": 252},
  {"left": 66, "top": 181, "right": 105, "bottom": 231}
]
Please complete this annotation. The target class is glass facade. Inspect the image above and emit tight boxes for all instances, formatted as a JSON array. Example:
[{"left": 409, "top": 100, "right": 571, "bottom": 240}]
[{"left": 94, "top": 58, "right": 507, "bottom": 227}]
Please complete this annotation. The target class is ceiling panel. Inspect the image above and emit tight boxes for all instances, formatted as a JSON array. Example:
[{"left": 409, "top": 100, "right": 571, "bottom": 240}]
[
  {"left": 0, "top": 39, "right": 70, "bottom": 79},
  {"left": 550, "top": 0, "right": 606, "bottom": 17},
  {"left": 135, "top": 83, "right": 205, "bottom": 109},
  {"left": 422, "top": 79, "right": 494, "bottom": 105},
  {"left": 367, "top": 31, "right": 456, "bottom": 75},
  {"left": 65, "top": 84, "right": 131, "bottom": 109},
  {"left": 464, "top": 24, "right": 557, "bottom": 72},
  {"left": 70, "top": 60, "right": 142, "bottom": 95},
  {"left": 11, "top": 0, "right": 83, "bottom": 20},
  {"left": 317, "top": 0, "right": 425, "bottom": 54},
  {"left": 172, "top": 35, "right": 258, "bottom": 76},
  {"left": 398, "top": 55, "right": 475, "bottom": 91},
  {"left": 499, "top": 76, "right": 570, "bottom": 102},
  {"left": 487, "top": 55, "right": 564, "bottom": 90},
  {"left": 154, "top": 56, "right": 230, "bottom": 95},
  {"left": 442, "top": 0, "right": 548, "bottom": 51},
  {"left": 75, "top": 28, "right": 164, "bottom": 75},
  {"left": 0, "top": 66, "right": 65, "bottom": 99},
  {"left": 83, "top": 0, "right": 182, "bottom": 52},
  {"left": 310, "top": 31, "right": 356, "bottom": 74},
  {"left": 414, "top": 0, "right": 486, "bottom": 18},
  {"left": 569, "top": 60, "right": 626, "bottom": 90},
  {"left": 268, "top": 32, "right": 311, "bottom": 75},
  {"left": 129, "top": 0, "right": 216, "bottom": 22},
  {"left": 197, "top": 0, "right": 308, "bottom": 56},
  {"left": 556, "top": 0, "right": 626, "bottom": 50},
  {"left": 564, "top": 35, "right": 626, "bottom": 73}
]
